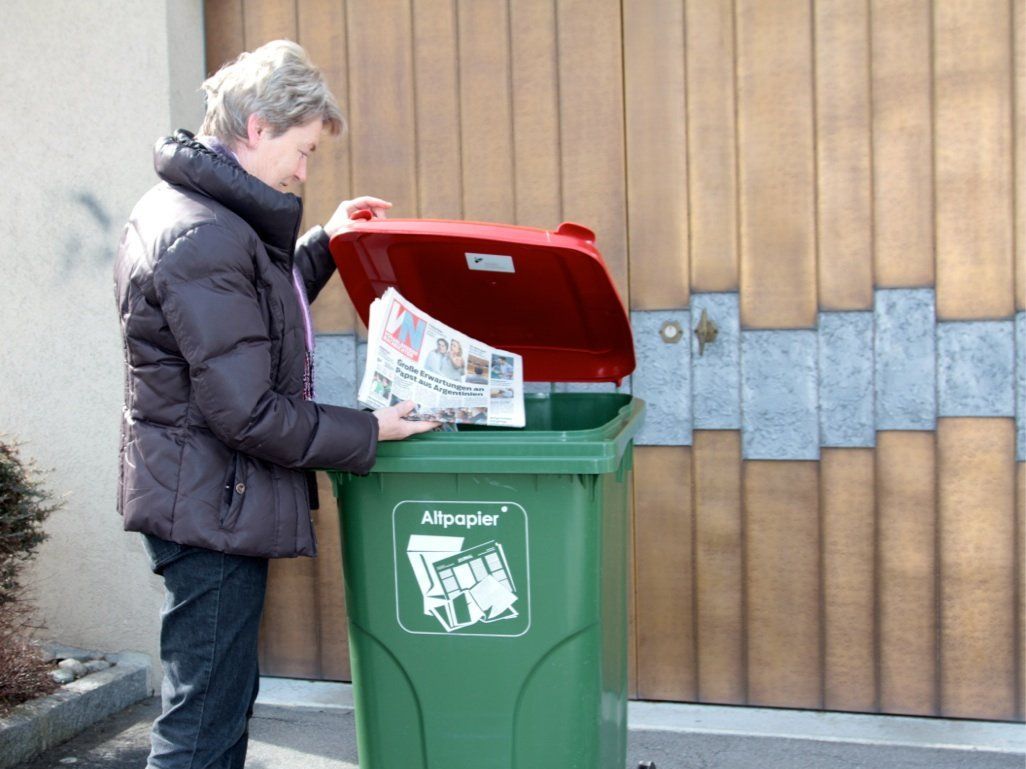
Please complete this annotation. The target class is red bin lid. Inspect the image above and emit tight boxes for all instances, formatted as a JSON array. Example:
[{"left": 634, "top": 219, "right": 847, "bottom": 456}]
[{"left": 329, "top": 217, "right": 635, "bottom": 383}]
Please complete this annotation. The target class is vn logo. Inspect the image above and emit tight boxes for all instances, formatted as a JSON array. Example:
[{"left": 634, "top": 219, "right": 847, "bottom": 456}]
[{"left": 384, "top": 301, "right": 426, "bottom": 361}]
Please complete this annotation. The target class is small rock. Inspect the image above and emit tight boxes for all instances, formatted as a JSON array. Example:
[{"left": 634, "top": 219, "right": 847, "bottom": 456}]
[
  {"left": 41, "top": 642, "right": 105, "bottom": 661},
  {"left": 83, "top": 660, "right": 111, "bottom": 674},
  {"left": 58, "top": 658, "right": 88, "bottom": 678},
  {"left": 59, "top": 757, "right": 78, "bottom": 764},
  {"left": 51, "top": 668, "right": 76, "bottom": 685}
]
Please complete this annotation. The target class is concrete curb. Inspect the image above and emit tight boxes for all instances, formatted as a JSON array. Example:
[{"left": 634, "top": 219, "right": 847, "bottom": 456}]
[
  {"left": 0, "top": 651, "right": 150, "bottom": 769},
  {"left": 627, "top": 699, "right": 1026, "bottom": 754},
  {"left": 257, "top": 678, "right": 1026, "bottom": 768}
]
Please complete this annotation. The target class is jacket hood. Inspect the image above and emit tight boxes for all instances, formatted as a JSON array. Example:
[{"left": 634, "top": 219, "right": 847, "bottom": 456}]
[{"left": 154, "top": 129, "right": 302, "bottom": 256}]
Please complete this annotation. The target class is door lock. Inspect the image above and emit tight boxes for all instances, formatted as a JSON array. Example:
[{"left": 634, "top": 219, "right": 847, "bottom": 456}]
[{"left": 694, "top": 309, "right": 718, "bottom": 355}]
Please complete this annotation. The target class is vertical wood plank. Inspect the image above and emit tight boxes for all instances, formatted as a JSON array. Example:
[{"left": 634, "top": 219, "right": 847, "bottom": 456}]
[
  {"left": 557, "top": 0, "right": 628, "bottom": 300},
  {"left": 456, "top": 1, "right": 514, "bottom": 223},
  {"left": 736, "top": 0, "right": 817, "bottom": 329},
  {"left": 744, "top": 461, "right": 821, "bottom": 707},
  {"left": 623, "top": 0, "right": 689, "bottom": 310},
  {"left": 204, "top": 0, "right": 245, "bottom": 75},
  {"left": 1017, "top": 462, "right": 1025, "bottom": 720},
  {"left": 1016, "top": 0, "right": 1026, "bottom": 311},
  {"left": 938, "top": 419, "right": 1017, "bottom": 719},
  {"left": 412, "top": 0, "right": 462, "bottom": 219},
  {"left": 634, "top": 446, "right": 696, "bottom": 701},
  {"left": 313, "top": 471, "right": 350, "bottom": 680},
  {"left": 259, "top": 552, "right": 321, "bottom": 678},
  {"left": 814, "top": 0, "right": 873, "bottom": 311},
  {"left": 299, "top": 0, "right": 355, "bottom": 334},
  {"left": 934, "top": 0, "right": 1014, "bottom": 320},
  {"left": 510, "top": 0, "right": 561, "bottom": 229},
  {"left": 1018, "top": 462, "right": 1025, "bottom": 720},
  {"left": 298, "top": 0, "right": 351, "bottom": 229},
  {"left": 346, "top": 0, "right": 417, "bottom": 215},
  {"left": 821, "top": 448, "right": 876, "bottom": 712},
  {"left": 877, "top": 431, "right": 936, "bottom": 716},
  {"left": 692, "top": 431, "right": 744, "bottom": 704},
  {"left": 242, "top": 0, "right": 296, "bottom": 47},
  {"left": 870, "top": 0, "right": 934, "bottom": 287},
  {"left": 686, "top": 0, "right": 739, "bottom": 293}
]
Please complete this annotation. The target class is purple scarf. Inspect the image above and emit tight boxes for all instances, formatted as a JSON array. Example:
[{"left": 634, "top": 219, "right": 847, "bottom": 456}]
[{"left": 291, "top": 266, "right": 316, "bottom": 399}]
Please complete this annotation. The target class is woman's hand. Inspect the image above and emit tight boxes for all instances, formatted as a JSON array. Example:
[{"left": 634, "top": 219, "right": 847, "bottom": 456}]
[
  {"left": 324, "top": 195, "right": 393, "bottom": 237},
  {"left": 373, "top": 400, "right": 440, "bottom": 441}
]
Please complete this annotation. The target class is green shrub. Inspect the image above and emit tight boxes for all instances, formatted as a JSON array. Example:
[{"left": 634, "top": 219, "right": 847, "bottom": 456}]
[
  {"left": 0, "top": 439, "right": 61, "bottom": 713},
  {"left": 0, "top": 441, "right": 60, "bottom": 605}
]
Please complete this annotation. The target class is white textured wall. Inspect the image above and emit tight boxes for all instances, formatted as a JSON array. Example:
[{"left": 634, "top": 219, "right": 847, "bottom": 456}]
[{"left": 0, "top": 0, "right": 205, "bottom": 687}]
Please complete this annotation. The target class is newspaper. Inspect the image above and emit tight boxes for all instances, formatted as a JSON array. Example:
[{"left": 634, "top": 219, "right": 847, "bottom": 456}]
[{"left": 357, "top": 287, "right": 525, "bottom": 427}]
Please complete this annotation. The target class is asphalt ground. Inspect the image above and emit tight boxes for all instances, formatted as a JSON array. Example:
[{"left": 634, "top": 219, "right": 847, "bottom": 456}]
[{"left": 18, "top": 695, "right": 1024, "bottom": 769}]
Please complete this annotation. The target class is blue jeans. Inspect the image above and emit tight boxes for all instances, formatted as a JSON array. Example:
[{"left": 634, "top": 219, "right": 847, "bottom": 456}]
[{"left": 143, "top": 534, "right": 269, "bottom": 769}]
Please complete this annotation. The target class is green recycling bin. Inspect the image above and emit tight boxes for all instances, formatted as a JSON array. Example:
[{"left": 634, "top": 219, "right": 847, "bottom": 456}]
[{"left": 327, "top": 218, "right": 642, "bottom": 769}]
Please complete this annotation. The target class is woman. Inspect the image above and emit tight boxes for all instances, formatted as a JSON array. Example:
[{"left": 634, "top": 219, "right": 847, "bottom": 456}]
[{"left": 114, "top": 40, "right": 436, "bottom": 769}]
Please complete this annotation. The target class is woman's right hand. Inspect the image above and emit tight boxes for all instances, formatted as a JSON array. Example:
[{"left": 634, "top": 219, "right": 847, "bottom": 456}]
[{"left": 373, "top": 400, "right": 439, "bottom": 440}]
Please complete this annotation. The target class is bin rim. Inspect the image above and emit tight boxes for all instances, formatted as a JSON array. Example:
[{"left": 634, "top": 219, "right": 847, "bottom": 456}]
[{"left": 330, "top": 393, "right": 645, "bottom": 475}]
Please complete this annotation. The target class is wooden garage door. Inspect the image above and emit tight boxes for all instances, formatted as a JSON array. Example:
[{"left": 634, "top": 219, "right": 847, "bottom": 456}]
[{"left": 204, "top": 0, "right": 1025, "bottom": 721}]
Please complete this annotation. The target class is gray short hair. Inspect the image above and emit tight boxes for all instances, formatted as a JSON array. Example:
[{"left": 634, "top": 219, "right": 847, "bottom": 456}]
[{"left": 200, "top": 40, "right": 344, "bottom": 145}]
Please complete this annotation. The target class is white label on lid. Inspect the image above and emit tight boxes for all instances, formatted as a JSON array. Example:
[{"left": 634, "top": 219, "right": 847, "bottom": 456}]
[{"left": 466, "top": 253, "right": 515, "bottom": 273}]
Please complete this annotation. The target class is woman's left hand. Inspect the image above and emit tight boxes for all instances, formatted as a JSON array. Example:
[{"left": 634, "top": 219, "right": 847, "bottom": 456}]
[{"left": 325, "top": 195, "right": 393, "bottom": 236}]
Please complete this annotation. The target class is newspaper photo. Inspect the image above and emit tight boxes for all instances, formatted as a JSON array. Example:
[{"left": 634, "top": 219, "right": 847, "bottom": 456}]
[{"left": 357, "top": 287, "right": 526, "bottom": 427}]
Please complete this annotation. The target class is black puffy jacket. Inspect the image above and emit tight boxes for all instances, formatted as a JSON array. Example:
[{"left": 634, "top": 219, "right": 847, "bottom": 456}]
[{"left": 114, "top": 130, "right": 378, "bottom": 558}]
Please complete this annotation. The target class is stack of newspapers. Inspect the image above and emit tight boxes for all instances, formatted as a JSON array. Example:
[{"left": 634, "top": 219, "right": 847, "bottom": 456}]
[{"left": 357, "top": 288, "right": 525, "bottom": 427}]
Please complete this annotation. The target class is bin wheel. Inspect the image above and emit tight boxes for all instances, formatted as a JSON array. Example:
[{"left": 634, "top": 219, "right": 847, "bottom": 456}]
[{"left": 637, "top": 763, "right": 657, "bottom": 769}]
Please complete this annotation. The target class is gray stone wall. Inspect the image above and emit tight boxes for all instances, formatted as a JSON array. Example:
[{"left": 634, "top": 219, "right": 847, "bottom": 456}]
[{"left": 319, "top": 290, "right": 1025, "bottom": 461}]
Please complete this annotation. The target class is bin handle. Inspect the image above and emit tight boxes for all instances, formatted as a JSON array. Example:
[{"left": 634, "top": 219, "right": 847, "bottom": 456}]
[{"left": 556, "top": 221, "right": 595, "bottom": 242}]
